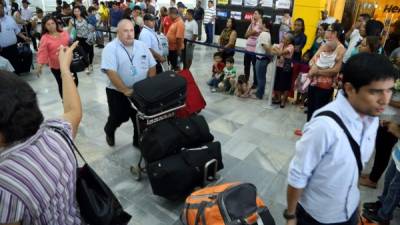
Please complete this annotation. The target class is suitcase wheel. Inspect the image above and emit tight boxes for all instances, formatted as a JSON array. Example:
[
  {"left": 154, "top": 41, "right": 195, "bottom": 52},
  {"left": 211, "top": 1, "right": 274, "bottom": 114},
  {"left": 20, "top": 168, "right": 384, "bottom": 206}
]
[{"left": 130, "top": 166, "right": 142, "bottom": 181}]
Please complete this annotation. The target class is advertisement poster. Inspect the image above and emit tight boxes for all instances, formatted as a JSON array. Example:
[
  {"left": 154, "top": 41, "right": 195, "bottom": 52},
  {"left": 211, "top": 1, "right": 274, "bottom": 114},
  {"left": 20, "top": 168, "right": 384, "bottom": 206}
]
[
  {"left": 244, "top": 12, "right": 254, "bottom": 21},
  {"left": 276, "top": 0, "right": 291, "bottom": 9},
  {"left": 244, "top": 0, "right": 257, "bottom": 7},
  {"left": 217, "top": 10, "right": 229, "bottom": 18},
  {"left": 231, "top": 0, "right": 243, "bottom": 5},
  {"left": 218, "top": 0, "right": 228, "bottom": 5},
  {"left": 231, "top": 11, "right": 242, "bottom": 20},
  {"left": 261, "top": 0, "right": 273, "bottom": 7}
]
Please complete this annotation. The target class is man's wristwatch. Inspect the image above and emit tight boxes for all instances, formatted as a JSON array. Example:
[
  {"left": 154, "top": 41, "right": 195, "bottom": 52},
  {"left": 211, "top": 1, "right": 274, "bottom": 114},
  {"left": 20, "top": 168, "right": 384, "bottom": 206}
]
[{"left": 283, "top": 209, "right": 296, "bottom": 220}]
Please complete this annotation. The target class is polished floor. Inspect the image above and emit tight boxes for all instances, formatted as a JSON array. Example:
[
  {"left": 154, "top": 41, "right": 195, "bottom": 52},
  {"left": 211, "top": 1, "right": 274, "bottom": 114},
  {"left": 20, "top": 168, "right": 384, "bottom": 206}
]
[{"left": 22, "top": 44, "right": 400, "bottom": 225}]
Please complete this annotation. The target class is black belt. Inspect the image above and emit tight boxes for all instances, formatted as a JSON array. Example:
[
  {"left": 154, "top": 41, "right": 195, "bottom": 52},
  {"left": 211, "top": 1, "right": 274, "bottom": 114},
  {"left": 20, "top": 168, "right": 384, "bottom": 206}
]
[{"left": 257, "top": 56, "right": 269, "bottom": 60}]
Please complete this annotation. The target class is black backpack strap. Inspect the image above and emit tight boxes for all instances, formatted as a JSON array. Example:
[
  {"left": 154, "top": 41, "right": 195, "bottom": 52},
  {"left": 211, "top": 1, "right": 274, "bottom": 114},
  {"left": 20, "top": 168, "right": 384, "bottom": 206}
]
[{"left": 315, "top": 111, "right": 362, "bottom": 175}]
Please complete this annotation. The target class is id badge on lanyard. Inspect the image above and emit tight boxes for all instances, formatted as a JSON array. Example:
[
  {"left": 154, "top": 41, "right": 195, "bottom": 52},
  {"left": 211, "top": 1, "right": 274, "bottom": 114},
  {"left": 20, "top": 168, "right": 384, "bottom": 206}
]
[
  {"left": 121, "top": 44, "right": 137, "bottom": 77},
  {"left": 130, "top": 64, "right": 137, "bottom": 76}
]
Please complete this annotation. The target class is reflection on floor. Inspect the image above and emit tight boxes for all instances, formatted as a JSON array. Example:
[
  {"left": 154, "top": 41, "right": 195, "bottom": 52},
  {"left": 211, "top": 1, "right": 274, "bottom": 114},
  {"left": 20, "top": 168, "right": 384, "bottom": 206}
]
[{"left": 23, "top": 44, "right": 399, "bottom": 225}]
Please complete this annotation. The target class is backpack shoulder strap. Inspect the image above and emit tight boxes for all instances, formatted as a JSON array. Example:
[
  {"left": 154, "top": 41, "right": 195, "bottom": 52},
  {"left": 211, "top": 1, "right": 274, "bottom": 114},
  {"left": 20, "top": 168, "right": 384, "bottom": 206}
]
[{"left": 315, "top": 111, "right": 362, "bottom": 175}]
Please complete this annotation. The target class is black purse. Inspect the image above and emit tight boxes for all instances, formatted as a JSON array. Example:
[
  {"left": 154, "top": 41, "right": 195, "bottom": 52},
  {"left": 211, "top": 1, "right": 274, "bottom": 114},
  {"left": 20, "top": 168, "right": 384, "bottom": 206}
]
[
  {"left": 53, "top": 128, "right": 132, "bottom": 225},
  {"left": 70, "top": 44, "right": 89, "bottom": 73},
  {"left": 282, "top": 58, "right": 292, "bottom": 73}
]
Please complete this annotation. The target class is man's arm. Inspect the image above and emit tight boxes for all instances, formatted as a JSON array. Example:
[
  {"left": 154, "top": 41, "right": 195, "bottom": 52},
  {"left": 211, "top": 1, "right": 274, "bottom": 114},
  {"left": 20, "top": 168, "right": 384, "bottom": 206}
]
[
  {"left": 148, "top": 66, "right": 156, "bottom": 77},
  {"left": 105, "top": 70, "right": 133, "bottom": 96},
  {"left": 149, "top": 48, "right": 165, "bottom": 62},
  {"left": 287, "top": 185, "right": 304, "bottom": 215}
]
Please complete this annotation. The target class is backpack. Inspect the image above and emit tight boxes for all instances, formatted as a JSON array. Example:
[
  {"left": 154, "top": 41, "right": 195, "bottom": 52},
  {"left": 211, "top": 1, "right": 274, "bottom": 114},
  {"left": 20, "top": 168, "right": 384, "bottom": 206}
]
[{"left": 181, "top": 182, "right": 275, "bottom": 225}]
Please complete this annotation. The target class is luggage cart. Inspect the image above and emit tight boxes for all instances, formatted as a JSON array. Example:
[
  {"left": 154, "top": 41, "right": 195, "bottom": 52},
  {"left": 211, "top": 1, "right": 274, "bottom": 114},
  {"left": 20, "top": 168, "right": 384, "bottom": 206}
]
[{"left": 129, "top": 102, "right": 186, "bottom": 181}]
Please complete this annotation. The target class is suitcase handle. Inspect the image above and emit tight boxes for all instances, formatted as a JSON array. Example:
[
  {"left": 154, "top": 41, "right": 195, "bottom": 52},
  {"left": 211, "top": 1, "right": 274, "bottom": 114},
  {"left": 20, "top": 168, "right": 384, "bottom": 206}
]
[{"left": 203, "top": 159, "right": 218, "bottom": 185}]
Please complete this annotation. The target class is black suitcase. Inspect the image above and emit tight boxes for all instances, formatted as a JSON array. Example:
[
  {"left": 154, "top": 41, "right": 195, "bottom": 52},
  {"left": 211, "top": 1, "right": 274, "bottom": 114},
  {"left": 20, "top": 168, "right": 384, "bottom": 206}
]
[
  {"left": 139, "top": 115, "right": 214, "bottom": 163},
  {"left": 130, "top": 71, "right": 186, "bottom": 116},
  {"left": 147, "top": 142, "right": 224, "bottom": 199},
  {"left": 15, "top": 43, "right": 33, "bottom": 74}
]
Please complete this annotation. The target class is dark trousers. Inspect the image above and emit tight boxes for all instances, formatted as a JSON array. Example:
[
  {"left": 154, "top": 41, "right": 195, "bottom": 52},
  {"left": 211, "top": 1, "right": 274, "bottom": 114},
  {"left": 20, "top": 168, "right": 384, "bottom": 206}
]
[
  {"left": 205, "top": 23, "right": 213, "bottom": 44},
  {"left": 307, "top": 86, "right": 334, "bottom": 121},
  {"left": 244, "top": 52, "right": 257, "bottom": 87},
  {"left": 168, "top": 50, "right": 178, "bottom": 70},
  {"left": 77, "top": 37, "right": 94, "bottom": 64},
  {"left": 297, "top": 204, "right": 358, "bottom": 225},
  {"left": 51, "top": 68, "right": 78, "bottom": 99},
  {"left": 0, "top": 44, "right": 19, "bottom": 73},
  {"left": 105, "top": 88, "right": 139, "bottom": 146},
  {"left": 369, "top": 125, "right": 398, "bottom": 182},
  {"left": 196, "top": 20, "right": 202, "bottom": 40}
]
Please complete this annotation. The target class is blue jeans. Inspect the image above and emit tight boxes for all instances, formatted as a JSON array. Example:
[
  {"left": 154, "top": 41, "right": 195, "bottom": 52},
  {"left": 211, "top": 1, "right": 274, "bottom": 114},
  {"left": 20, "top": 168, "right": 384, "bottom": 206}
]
[
  {"left": 205, "top": 23, "right": 213, "bottom": 44},
  {"left": 378, "top": 159, "right": 400, "bottom": 220},
  {"left": 255, "top": 58, "right": 269, "bottom": 99}
]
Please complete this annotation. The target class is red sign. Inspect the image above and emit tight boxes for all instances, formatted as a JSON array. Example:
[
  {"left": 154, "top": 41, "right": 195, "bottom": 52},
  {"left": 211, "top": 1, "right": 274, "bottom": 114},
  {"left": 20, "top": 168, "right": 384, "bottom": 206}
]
[{"left": 244, "top": 12, "right": 254, "bottom": 20}]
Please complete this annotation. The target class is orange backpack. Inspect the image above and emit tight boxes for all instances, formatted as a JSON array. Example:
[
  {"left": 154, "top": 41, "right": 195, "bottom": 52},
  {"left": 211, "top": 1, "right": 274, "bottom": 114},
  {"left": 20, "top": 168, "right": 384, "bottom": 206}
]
[{"left": 181, "top": 182, "right": 275, "bottom": 225}]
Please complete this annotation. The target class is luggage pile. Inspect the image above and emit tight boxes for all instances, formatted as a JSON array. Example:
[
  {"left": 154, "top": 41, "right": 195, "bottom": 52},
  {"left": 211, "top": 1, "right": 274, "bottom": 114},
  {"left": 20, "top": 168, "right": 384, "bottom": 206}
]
[{"left": 130, "top": 71, "right": 223, "bottom": 200}]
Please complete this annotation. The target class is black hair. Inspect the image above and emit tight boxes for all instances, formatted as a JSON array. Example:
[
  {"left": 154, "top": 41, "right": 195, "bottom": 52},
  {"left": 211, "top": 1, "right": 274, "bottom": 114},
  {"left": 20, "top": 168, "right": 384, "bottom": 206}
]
[
  {"left": 226, "top": 18, "right": 236, "bottom": 30},
  {"left": 366, "top": 19, "right": 384, "bottom": 37},
  {"left": 41, "top": 15, "right": 63, "bottom": 35},
  {"left": 213, "top": 51, "right": 223, "bottom": 58},
  {"left": 62, "top": 2, "right": 70, "bottom": 9},
  {"left": 225, "top": 57, "right": 234, "bottom": 64},
  {"left": 319, "top": 23, "right": 329, "bottom": 31},
  {"left": 294, "top": 18, "right": 305, "bottom": 33},
  {"left": 186, "top": 9, "right": 194, "bottom": 16},
  {"left": 0, "top": 71, "right": 44, "bottom": 145},
  {"left": 330, "top": 22, "right": 345, "bottom": 44},
  {"left": 133, "top": 5, "right": 142, "bottom": 11},
  {"left": 262, "top": 17, "right": 271, "bottom": 30},
  {"left": 359, "top": 13, "right": 371, "bottom": 22},
  {"left": 88, "top": 6, "right": 96, "bottom": 13},
  {"left": 72, "top": 5, "right": 87, "bottom": 18},
  {"left": 342, "top": 53, "right": 397, "bottom": 92},
  {"left": 208, "top": 0, "right": 213, "bottom": 4},
  {"left": 254, "top": 8, "right": 263, "bottom": 17},
  {"left": 122, "top": 8, "right": 132, "bottom": 19},
  {"left": 169, "top": 7, "right": 178, "bottom": 14},
  {"left": 364, "top": 36, "right": 381, "bottom": 54}
]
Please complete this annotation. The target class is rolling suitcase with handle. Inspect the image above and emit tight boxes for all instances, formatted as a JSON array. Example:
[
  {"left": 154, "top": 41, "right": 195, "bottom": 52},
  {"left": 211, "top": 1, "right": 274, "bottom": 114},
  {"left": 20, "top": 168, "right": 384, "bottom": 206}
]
[{"left": 130, "top": 71, "right": 187, "bottom": 116}]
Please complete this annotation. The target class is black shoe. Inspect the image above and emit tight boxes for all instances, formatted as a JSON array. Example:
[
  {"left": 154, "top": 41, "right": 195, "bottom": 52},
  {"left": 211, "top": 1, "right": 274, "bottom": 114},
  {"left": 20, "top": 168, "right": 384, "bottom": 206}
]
[
  {"left": 363, "top": 201, "right": 382, "bottom": 213},
  {"left": 104, "top": 127, "right": 115, "bottom": 146},
  {"left": 362, "top": 209, "right": 389, "bottom": 225}
]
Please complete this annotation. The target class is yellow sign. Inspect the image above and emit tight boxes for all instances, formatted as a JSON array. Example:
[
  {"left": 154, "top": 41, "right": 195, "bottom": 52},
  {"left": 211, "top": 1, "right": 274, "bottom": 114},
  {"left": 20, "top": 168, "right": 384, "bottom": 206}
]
[{"left": 218, "top": 0, "right": 228, "bottom": 5}]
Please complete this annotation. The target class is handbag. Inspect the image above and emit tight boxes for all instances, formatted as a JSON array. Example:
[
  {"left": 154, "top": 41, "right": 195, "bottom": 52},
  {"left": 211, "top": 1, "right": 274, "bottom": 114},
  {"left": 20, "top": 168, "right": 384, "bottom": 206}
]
[
  {"left": 53, "top": 128, "right": 132, "bottom": 225},
  {"left": 70, "top": 44, "right": 89, "bottom": 73},
  {"left": 86, "top": 24, "right": 97, "bottom": 45},
  {"left": 282, "top": 58, "right": 292, "bottom": 72}
]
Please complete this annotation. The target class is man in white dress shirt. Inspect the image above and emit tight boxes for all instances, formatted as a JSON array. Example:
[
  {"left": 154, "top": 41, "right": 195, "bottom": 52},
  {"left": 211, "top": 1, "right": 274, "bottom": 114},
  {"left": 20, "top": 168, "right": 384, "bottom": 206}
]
[{"left": 284, "top": 53, "right": 397, "bottom": 225}]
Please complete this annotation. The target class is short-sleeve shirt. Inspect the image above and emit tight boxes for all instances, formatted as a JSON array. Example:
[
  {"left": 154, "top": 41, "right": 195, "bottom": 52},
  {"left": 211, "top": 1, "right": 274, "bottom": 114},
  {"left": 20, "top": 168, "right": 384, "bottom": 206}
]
[
  {"left": 101, "top": 39, "right": 157, "bottom": 90},
  {"left": 20, "top": 7, "right": 33, "bottom": 21},
  {"left": 275, "top": 43, "right": 294, "bottom": 68},
  {"left": 139, "top": 25, "right": 163, "bottom": 56},
  {"left": 255, "top": 31, "right": 271, "bottom": 58},
  {"left": 224, "top": 66, "right": 236, "bottom": 79},
  {"left": 184, "top": 19, "right": 198, "bottom": 40},
  {"left": 110, "top": 8, "right": 123, "bottom": 27},
  {"left": 0, "top": 15, "right": 20, "bottom": 48},
  {"left": 162, "top": 16, "right": 173, "bottom": 35},
  {"left": 0, "top": 119, "right": 81, "bottom": 225},
  {"left": 72, "top": 18, "right": 90, "bottom": 39},
  {"left": 166, "top": 17, "right": 185, "bottom": 51}
]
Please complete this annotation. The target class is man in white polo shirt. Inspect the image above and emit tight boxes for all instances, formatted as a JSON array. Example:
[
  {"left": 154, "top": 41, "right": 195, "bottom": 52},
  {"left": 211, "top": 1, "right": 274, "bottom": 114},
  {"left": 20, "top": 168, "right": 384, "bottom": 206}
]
[
  {"left": 101, "top": 19, "right": 157, "bottom": 147},
  {"left": 0, "top": 1, "right": 30, "bottom": 74},
  {"left": 139, "top": 13, "right": 165, "bottom": 73}
]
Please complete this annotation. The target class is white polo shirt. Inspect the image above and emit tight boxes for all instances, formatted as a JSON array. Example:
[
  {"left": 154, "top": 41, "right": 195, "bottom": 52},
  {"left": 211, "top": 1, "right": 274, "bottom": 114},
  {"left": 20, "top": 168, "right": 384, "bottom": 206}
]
[
  {"left": 138, "top": 25, "right": 163, "bottom": 57},
  {"left": 21, "top": 7, "right": 33, "bottom": 21},
  {"left": 101, "top": 38, "right": 157, "bottom": 90},
  {"left": 0, "top": 15, "right": 20, "bottom": 48}
]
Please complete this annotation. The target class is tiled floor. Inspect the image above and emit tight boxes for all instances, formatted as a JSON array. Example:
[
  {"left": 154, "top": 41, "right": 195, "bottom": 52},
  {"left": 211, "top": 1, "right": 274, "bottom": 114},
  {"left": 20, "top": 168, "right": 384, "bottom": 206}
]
[{"left": 22, "top": 44, "right": 399, "bottom": 225}]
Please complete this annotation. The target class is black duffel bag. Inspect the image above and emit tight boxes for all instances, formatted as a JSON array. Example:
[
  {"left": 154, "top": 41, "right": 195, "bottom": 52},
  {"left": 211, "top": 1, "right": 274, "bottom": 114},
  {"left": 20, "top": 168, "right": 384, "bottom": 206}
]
[
  {"left": 147, "top": 142, "right": 224, "bottom": 199},
  {"left": 139, "top": 115, "right": 214, "bottom": 162},
  {"left": 130, "top": 71, "right": 186, "bottom": 116}
]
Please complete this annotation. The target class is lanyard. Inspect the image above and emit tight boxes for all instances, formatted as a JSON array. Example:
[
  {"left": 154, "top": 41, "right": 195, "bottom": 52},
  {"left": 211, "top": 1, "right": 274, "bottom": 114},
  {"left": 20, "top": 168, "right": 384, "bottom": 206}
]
[
  {"left": 120, "top": 44, "right": 134, "bottom": 64},
  {"left": 143, "top": 26, "right": 161, "bottom": 47}
]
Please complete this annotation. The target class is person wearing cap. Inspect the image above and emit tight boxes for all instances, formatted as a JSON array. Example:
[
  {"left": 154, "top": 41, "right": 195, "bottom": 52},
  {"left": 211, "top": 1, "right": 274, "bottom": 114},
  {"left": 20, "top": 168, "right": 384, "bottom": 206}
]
[
  {"left": 318, "top": 10, "right": 336, "bottom": 26},
  {"left": 101, "top": 19, "right": 156, "bottom": 147},
  {"left": 166, "top": 7, "right": 184, "bottom": 70},
  {"left": 21, "top": 0, "right": 33, "bottom": 21},
  {"left": 0, "top": 1, "right": 30, "bottom": 74},
  {"left": 139, "top": 14, "right": 165, "bottom": 73}
]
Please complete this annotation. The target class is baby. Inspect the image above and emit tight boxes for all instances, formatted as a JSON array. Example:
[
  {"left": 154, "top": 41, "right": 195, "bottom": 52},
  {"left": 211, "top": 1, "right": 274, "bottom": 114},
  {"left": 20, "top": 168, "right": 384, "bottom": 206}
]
[{"left": 314, "top": 40, "right": 337, "bottom": 69}]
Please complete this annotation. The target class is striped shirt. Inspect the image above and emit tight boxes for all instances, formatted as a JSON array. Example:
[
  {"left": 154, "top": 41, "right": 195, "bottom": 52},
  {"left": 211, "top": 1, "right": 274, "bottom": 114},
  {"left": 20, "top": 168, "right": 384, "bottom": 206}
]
[
  {"left": 0, "top": 119, "right": 82, "bottom": 225},
  {"left": 203, "top": 7, "right": 216, "bottom": 24}
]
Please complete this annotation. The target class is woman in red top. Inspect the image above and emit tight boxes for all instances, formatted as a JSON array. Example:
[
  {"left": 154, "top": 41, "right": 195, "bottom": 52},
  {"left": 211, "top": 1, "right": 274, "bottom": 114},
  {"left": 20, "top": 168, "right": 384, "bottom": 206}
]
[{"left": 36, "top": 15, "right": 78, "bottom": 99}]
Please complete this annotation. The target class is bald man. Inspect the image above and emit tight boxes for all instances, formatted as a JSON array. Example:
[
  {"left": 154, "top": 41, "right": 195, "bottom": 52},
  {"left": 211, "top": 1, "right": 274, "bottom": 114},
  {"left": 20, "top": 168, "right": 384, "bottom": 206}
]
[{"left": 101, "top": 19, "right": 157, "bottom": 147}]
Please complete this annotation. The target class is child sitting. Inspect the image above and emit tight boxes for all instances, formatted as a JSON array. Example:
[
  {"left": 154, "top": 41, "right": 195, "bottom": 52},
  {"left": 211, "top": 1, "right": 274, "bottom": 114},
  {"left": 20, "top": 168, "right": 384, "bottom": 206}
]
[
  {"left": 207, "top": 52, "right": 225, "bottom": 92},
  {"left": 218, "top": 57, "right": 237, "bottom": 94},
  {"left": 235, "top": 75, "right": 250, "bottom": 97}
]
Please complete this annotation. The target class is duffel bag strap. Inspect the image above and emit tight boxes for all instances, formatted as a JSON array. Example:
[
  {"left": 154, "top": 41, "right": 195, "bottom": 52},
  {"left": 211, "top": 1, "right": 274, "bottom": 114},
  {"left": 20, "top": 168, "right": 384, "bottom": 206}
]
[
  {"left": 255, "top": 207, "right": 275, "bottom": 225},
  {"left": 194, "top": 201, "right": 208, "bottom": 225}
]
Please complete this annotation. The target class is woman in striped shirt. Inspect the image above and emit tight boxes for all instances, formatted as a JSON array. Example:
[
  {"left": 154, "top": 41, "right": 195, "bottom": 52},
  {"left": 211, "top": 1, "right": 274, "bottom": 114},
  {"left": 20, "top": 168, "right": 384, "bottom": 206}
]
[{"left": 0, "top": 42, "right": 83, "bottom": 225}]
